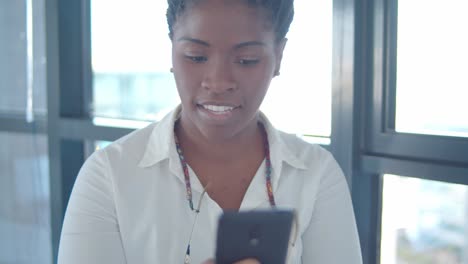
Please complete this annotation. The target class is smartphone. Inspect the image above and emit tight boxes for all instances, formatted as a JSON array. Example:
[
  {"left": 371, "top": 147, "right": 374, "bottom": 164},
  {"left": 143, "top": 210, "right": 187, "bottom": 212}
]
[{"left": 215, "top": 210, "right": 295, "bottom": 264}]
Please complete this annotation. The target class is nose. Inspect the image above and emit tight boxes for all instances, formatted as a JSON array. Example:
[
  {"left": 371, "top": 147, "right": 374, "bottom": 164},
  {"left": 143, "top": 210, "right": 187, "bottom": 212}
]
[{"left": 201, "top": 58, "right": 237, "bottom": 94}]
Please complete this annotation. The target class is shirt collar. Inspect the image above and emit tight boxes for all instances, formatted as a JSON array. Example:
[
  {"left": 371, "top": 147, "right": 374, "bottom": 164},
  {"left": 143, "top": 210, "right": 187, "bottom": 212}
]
[
  {"left": 258, "top": 112, "right": 308, "bottom": 171},
  {"left": 138, "top": 105, "right": 181, "bottom": 168},
  {"left": 138, "top": 107, "right": 308, "bottom": 173}
]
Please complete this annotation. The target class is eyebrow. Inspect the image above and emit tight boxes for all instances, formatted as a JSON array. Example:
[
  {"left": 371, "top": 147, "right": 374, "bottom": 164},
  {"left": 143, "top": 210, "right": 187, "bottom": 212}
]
[
  {"left": 177, "top": 37, "right": 210, "bottom": 46},
  {"left": 234, "top": 41, "right": 266, "bottom": 49},
  {"left": 177, "top": 38, "right": 266, "bottom": 49}
]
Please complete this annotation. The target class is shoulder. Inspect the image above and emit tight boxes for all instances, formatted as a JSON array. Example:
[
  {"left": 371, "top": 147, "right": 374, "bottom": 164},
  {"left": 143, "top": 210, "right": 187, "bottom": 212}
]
[
  {"left": 277, "top": 130, "right": 337, "bottom": 168},
  {"left": 99, "top": 107, "right": 179, "bottom": 166},
  {"left": 102, "top": 122, "right": 158, "bottom": 162},
  {"left": 77, "top": 123, "right": 158, "bottom": 176},
  {"left": 274, "top": 130, "right": 347, "bottom": 197}
]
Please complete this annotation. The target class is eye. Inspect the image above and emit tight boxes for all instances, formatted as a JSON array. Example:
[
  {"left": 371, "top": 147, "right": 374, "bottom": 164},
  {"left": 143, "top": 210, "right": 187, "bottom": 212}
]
[
  {"left": 185, "top": 55, "right": 207, "bottom": 63},
  {"left": 237, "top": 58, "right": 260, "bottom": 66}
]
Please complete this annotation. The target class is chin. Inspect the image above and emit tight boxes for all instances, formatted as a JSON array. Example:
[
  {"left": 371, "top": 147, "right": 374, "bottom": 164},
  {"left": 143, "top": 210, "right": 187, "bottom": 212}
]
[{"left": 196, "top": 123, "right": 243, "bottom": 142}]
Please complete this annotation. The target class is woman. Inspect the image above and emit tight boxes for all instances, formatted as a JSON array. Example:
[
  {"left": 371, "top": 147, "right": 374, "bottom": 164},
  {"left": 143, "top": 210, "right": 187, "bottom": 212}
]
[{"left": 58, "top": 0, "right": 362, "bottom": 263}]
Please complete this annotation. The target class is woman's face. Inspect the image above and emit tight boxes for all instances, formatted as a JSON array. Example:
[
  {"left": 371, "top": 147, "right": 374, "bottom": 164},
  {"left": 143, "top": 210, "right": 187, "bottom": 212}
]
[{"left": 171, "top": 0, "right": 286, "bottom": 140}]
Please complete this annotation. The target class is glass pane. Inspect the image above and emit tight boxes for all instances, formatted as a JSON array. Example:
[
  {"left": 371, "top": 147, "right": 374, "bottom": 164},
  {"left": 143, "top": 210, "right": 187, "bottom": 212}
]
[
  {"left": 381, "top": 174, "right": 467, "bottom": 264},
  {"left": 0, "top": 0, "right": 47, "bottom": 116},
  {"left": 91, "top": 0, "right": 332, "bottom": 137},
  {"left": 395, "top": 0, "right": 468, "bottom": 137},
  {"left": 91, "top": 0, "right": 179, "bottom": 122},
  {"left": 0, "top": 132, "right": 51, "bottom": 263},
  {"left": 260, "top": 0, "right": 332, "bottom": 137}
]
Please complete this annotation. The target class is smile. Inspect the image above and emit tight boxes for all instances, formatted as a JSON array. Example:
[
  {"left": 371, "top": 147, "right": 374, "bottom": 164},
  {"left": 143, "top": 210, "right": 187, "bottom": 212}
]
[{"left": 200, "top": 104, "right": 238, "bottom": 114}]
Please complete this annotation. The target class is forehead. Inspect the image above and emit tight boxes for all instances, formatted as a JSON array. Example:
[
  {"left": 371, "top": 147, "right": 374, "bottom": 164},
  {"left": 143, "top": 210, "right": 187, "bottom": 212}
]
[{"left": 173, "top": 0, "right": 275, "bottom": 45}]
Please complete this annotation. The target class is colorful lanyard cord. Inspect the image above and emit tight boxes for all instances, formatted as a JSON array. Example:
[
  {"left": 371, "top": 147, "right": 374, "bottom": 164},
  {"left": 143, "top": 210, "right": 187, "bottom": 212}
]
[
  {"left": 174, "top": 122, "right": 276, "bottom": 211},
  {"left": 174, "top": 123, "right": 276, "bottom": 263}
]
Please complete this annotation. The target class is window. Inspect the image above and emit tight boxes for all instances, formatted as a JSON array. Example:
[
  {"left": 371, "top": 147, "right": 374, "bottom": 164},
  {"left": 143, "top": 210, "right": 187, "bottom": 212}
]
[
  {"left": 0, "top": 132, "right": 51, "bottom": 264},
  {"left": 395, "top": 0, "right": 468, "bottom": 138},
  {"left": 357, "top": 0, "right": 468, "bottom": 263},
  {"left": 0, "top": 0, "right": 47, "bottom": 116},
  {"left": 380, "top": 174, "right": 467, "bottom": 264},
  {"left": 260, "top": 0, "right": 332, "bottom": 137},
  {"left": 0, "top": 1, "right": 50, "bottom": 263},
  {"left": 91, "top": 0, "right": 181, "bottom": 124}
]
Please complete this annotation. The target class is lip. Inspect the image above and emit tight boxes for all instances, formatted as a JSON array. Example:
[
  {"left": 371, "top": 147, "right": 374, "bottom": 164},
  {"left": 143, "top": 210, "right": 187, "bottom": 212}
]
[
  {"left": 196, "top": 101, "right": 241, "bottom": 108},
  {"left": 196, "top": 102, "right": 241, "bottom": 122}
]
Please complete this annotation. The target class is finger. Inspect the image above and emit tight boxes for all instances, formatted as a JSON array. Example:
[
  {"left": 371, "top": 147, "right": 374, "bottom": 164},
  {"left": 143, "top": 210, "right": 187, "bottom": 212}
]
[
  {"left": 201, "top": 259, "right": 215, "bottom": 264},
  {"left": 233, "top": 258, "right": 261, "bottom": 264}
]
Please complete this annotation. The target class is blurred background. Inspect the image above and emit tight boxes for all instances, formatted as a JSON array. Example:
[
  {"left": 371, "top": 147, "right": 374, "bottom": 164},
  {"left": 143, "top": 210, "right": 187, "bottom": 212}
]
[{"left": 1, "top": 0, "right": 467, "bottom": 263}]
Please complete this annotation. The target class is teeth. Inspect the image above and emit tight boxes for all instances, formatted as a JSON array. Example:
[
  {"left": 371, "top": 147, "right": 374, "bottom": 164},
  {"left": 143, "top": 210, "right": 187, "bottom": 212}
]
[{"left": 202, "top": 104, "right": 235, "bottom": 113}]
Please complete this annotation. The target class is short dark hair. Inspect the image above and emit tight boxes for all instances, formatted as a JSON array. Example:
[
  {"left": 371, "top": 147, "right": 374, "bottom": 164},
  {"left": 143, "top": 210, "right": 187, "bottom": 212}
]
[{"left": 166, "top": 0, "right": 294, "bottom": 42}]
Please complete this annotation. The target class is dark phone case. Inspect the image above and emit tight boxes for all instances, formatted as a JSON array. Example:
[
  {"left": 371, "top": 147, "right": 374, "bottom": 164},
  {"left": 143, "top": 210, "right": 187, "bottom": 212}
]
[{"left": 215, "top": 210, "right": 294, "bottom": 264}]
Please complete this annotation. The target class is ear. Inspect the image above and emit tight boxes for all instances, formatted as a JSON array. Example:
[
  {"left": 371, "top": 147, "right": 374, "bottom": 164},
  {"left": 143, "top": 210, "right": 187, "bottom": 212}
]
[{"left": 273, "top": 38, "right": 288, "bottom": 77}]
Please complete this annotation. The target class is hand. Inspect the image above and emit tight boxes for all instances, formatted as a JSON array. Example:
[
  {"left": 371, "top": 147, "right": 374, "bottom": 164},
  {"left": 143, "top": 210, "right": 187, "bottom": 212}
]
[{"left": 201, "top": 258, "right": 260, "bottom": 264}]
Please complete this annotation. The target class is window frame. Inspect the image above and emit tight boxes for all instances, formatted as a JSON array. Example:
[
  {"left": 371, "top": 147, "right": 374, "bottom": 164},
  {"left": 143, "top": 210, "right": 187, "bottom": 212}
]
[
  {"left": 354, "top": 0, "right": 468, "bottom": 263},
  {"left": 367, "top": 0, "right": 468, "bottom": 166},
  {"left": 5, "top": 0, "right": 468, "bottom": 263}
]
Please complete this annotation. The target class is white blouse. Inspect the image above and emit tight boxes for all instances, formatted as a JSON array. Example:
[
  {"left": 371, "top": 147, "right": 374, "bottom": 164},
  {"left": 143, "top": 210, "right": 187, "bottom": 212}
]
[{"left": 58, "top": 107, "right": 362, "bottom": 264}]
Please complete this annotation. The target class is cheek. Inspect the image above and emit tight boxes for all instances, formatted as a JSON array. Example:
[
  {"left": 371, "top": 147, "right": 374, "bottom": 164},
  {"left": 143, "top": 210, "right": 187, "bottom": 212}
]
[
  {"left": 237, "top": 75, "right": 273, "bottom": 109},
  {"left": 174, "top": 72, "right": 197, "bottom": 101},
  {"left": 173, "top": 65, "right": 203, "bottom": 97},
  {"left": 236, "top": 64, "right": 274, "bottom": 92},
  {"left": 172, "top": 49, "right": 201, "bottom": 82}
]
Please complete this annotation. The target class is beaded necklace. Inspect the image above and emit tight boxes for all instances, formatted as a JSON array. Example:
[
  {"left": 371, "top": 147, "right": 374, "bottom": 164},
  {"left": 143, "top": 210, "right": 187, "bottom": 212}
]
[{"left": 174, "top": 123, "right": 276, "bottom": 211}]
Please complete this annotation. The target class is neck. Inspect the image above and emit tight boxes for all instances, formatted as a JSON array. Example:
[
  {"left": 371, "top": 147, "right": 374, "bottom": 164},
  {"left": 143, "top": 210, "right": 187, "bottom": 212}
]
[{"left": 175, "top": 118, "right": 263, "bottom": 163}]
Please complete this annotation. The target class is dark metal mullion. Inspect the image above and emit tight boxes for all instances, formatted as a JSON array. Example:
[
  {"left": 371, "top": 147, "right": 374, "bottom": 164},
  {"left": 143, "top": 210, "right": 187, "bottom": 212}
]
[
  {"left": 362, "top": 155, "right": 468, "bottom": 185},
  {"left": 371, "top": 0, "right": 386, "bottom": 135},
  {"left": 0, "top": 116, "right": 47, "bottom": 134},
  {"left": 372, "top": 132, "right": 468, "bottom": 165},
  {"left": 330, "top": 1, "right": 383, "bottom": 263},
  {"left": 330, "top": 0, "right": 356, "bottom": 185},
  {"left": 81, "top": 0, "right": 93, "bottom": 119},
  {"left": 45, "top": 0, "right": 62, "bottom": 262},
  {"left": 369, "top": 0, "right": 399, "bottom": 136},
  {"left": 47, "top": 0, "right": 91, "bottom": 262},
  {"left": 58, "top": 118, "right": 135, "bottom": 141},
  {"left": 352, "top": 172, "right": 382, "bottom": 264},
  {"left": 354, "top": 0, "right": 374, "bottom": 158},
  {"left": 360, "top": 0, "right": 375, "bottom": 154},
  {"left": 57, "top": 0, "right": 87, "bottom": 220},
  {"left": 384, "top": 0, "right": 398, "bottom": 131},
  {"left": 353, "top": 0, "right": 382, "bottom": 263},
  {"left": 59, "top": 0, "right": 85, "bottom": 118}
]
